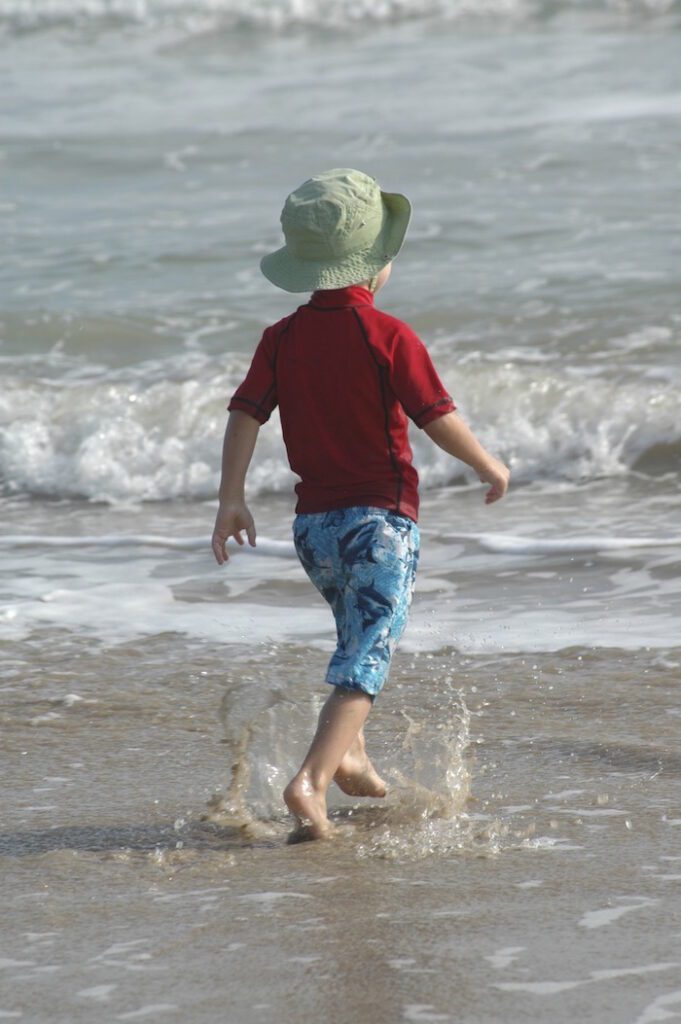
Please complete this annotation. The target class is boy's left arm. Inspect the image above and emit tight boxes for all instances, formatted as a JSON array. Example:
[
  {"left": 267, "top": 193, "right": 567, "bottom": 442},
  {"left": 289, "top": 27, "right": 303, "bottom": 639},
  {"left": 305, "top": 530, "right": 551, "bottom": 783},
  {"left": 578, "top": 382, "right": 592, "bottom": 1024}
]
[
  {"left": 211, "top": 411, "right": 261, "bottom": 565},
  {"left": 389, "top": 326, "right": 509, "bottom": 503}
]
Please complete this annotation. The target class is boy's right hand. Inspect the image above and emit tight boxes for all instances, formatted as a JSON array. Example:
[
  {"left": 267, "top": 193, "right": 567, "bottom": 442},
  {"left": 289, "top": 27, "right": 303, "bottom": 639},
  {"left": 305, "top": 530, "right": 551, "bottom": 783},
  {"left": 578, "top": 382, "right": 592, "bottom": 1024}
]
[
  {"left": 211, "top": 500, "right": 257, "bottom": 565},
  {"left": 478, "top": 457, "right": 510, "bottom": 505}
]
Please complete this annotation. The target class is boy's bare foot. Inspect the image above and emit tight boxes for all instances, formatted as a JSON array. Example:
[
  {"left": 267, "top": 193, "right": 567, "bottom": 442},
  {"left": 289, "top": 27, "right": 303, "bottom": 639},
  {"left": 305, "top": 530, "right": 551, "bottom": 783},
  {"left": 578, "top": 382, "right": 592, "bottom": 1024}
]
[
  {"left": 334, "top": 735, "right": 387, "bottom": 798},
  {"left": 283, "top": 773, "right": 333, "bottom": 841}
]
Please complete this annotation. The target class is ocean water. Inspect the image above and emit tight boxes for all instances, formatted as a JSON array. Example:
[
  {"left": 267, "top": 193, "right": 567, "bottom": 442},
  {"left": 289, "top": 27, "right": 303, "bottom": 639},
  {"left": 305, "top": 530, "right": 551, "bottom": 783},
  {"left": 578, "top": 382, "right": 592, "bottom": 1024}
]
[{"left": 2, "top": 2, "right": 681, "bottom": 1021}]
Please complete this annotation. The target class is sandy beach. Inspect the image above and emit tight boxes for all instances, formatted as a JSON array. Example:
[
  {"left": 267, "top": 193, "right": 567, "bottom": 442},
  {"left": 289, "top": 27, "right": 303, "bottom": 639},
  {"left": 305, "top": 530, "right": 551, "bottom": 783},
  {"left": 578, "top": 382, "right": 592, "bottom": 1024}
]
[{"left": 2, "top": 1, "right": 681, "bottom": 1019}]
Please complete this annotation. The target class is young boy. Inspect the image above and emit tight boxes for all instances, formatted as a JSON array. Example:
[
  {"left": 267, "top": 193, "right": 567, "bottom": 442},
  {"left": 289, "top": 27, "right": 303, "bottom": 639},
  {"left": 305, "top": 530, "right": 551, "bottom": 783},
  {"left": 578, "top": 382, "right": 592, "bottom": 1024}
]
[{"left": 211, "top": 169, "right": 509, "bottom": 840}]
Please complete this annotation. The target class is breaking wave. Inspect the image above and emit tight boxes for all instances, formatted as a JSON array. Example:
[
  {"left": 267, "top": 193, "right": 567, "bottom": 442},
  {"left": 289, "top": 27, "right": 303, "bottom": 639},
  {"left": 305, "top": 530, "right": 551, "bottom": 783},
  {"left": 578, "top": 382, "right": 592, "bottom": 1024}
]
[
  {"left": 1, "top": 352, "right": 679, "bottom": 503},
  {"left": 2, "top": 0, "right": 679, "bottom": 35}
]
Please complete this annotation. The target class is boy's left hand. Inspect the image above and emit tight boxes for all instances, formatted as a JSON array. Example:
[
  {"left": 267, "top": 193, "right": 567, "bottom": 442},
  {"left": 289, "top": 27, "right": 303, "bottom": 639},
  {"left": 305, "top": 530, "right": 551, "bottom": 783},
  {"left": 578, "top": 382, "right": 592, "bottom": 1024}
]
[
  {"left": 478, "top": 457, "right": 510, "bottom": 505},
  {"left": 211, "top": 500, "right": 256, "bottom": 565}
]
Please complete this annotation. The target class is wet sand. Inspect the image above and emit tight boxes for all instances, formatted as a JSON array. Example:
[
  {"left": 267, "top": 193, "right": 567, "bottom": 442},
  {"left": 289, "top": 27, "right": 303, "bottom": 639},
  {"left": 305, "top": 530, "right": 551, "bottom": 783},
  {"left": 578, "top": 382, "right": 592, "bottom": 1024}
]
[{"left": 3, "top": 637, "right": 681, "bottom": 1023}]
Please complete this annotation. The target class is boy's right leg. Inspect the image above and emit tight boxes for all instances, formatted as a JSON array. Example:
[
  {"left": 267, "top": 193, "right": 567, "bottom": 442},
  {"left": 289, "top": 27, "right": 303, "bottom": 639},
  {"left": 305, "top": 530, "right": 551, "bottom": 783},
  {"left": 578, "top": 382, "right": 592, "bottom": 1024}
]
[
  {"left": 284, "top": 686, "right": 372, "bottom": 839},
  {"left": 287, "top": 508, "right": 418, "bottom": 838}
]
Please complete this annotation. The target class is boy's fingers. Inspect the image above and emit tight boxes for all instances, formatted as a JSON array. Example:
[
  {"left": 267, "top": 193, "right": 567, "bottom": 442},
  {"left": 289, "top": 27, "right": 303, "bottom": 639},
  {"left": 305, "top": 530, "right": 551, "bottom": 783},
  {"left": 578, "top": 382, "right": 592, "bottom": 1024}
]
[
  {"left": 212, "top": 531, "right": 231, "bottom": 563},
  {"left": 211, "top": 513, "right": 256, "bottom": 560},
  {"left": 481, "top": 471, "right": 509, "bottom": 503}
]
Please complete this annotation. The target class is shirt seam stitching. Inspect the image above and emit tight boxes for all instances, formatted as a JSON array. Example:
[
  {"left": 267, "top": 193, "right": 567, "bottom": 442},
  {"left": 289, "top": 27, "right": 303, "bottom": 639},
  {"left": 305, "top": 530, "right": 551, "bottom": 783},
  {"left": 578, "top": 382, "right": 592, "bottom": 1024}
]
[
  {"left": 414, "top": 396, "right": 454, "bottom": 425},
  {"left": 351, "top": 308, "right": 404, "bottom": 515}
]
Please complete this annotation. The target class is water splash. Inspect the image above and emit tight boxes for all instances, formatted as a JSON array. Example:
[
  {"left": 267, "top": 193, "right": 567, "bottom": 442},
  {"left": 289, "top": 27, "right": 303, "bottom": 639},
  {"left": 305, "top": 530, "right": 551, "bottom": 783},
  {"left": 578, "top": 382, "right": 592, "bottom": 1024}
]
[
  {"left": 204, "top": 678, "right": 321, "bottom": 836},
  {"left": 207, "top": 674, "right": 489, "bottom": 858}
]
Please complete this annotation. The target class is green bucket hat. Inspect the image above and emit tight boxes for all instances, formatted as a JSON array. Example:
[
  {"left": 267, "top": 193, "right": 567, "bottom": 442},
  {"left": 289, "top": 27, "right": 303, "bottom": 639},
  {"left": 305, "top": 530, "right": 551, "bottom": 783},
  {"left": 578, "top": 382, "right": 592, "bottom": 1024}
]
[{"left": 260, "top": 168, "right": 411, "bottom": 293}]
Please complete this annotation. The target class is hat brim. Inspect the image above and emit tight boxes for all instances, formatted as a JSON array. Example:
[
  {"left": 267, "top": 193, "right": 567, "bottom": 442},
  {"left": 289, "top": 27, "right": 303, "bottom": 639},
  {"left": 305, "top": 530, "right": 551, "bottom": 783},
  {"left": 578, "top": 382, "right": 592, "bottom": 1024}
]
[{"left": 260, "top": 190, "right": 412, "bottom": 293}]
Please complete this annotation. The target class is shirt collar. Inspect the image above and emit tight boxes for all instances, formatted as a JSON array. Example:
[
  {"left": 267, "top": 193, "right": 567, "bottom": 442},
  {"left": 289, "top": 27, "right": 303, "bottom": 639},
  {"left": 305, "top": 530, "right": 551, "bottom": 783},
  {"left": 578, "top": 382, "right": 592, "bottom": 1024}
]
[{"left": 308, "top": 285, "right": 375, "bottom": 310}]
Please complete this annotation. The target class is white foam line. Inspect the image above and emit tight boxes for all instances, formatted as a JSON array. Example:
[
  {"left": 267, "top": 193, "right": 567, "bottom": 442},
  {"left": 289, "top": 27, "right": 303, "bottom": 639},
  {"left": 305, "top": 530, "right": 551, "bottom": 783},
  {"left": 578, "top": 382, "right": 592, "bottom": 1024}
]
[
  {"left": 472, "top": 534, "right": 681, "bottom": 555},
  {"left": 2, "top": 532, "right": 680, "bottom": 558},
  {"left": 0, "top": 535, "right": 297, "bottom": 557}
]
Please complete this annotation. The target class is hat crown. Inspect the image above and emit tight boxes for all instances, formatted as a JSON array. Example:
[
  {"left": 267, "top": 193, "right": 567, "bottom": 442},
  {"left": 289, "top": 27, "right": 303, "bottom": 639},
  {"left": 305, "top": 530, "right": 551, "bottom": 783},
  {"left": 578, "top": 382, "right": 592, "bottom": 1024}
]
[{"left": 280, "top": 169, "right": 385, "bottom": 262}]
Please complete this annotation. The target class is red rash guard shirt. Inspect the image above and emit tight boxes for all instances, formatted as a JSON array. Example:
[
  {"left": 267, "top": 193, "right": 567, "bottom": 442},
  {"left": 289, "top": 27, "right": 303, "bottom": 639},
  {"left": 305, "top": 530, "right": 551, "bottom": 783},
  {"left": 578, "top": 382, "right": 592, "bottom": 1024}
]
[{"left": 228, "top": 285, "right": 455, "bottom": 523}]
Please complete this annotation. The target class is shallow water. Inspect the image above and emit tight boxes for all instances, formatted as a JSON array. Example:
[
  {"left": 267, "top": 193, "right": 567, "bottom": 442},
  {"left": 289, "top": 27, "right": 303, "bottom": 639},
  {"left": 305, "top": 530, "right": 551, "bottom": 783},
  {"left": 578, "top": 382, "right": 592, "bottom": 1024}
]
[
  {"left": 3, "top": 1, "right": 681, "bottom": 1020},
  {"left": 3, "top": 492, "right": 681, "bottom": 1020}
]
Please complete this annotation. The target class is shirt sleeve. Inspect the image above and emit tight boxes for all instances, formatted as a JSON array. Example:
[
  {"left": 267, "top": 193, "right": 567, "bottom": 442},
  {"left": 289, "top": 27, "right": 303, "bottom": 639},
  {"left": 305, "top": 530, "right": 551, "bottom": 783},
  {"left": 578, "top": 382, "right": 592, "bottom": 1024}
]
[
  {"left": 227, "top": 326, "right": 278, "bottom": 425},
  {"left": 389, "top": 324, "right": 456, "bottom": 428}
]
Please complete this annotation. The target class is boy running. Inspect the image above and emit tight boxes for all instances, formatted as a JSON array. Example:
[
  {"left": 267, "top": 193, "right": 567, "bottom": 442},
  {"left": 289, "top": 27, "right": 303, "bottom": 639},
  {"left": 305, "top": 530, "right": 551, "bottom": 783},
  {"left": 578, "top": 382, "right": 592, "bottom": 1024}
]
[{"left": 212, "top": 169, "right": 509, "bottom": 839}]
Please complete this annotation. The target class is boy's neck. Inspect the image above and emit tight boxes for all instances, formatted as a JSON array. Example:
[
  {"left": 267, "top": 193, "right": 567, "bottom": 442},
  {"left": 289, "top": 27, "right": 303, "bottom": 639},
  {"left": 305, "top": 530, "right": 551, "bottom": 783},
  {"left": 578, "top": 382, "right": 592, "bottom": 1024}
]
[{"left": 309, "top": 285, "right": 375, "bottom": 309}]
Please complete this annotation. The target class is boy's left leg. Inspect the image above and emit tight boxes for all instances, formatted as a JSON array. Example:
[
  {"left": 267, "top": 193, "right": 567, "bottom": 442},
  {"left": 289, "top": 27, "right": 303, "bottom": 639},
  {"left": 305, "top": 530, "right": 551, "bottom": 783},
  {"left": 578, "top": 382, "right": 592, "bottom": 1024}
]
[
  {"left": 284, "top": 686, "right": 372, "bottom": 839},
  {"left": 334, "top": 727, "right": 386, "bottom": 797}
]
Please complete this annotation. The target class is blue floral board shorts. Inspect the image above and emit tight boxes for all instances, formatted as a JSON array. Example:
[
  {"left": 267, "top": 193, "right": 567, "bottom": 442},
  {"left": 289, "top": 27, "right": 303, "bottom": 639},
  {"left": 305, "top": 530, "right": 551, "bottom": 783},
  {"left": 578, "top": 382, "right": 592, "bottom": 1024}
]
[{"left": 293, "top": 506, "right": 420, "bottom": 699}]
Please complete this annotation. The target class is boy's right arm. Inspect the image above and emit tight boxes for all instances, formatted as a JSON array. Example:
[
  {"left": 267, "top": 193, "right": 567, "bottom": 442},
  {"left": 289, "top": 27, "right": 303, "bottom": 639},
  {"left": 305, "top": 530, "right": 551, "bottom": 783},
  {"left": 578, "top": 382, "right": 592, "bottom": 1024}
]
[
  {"left": 423, "top": 411, "right": 510, "bottom": 504},
  {"left": 211, "top": 411, "right": 261, "bottom": 565}
]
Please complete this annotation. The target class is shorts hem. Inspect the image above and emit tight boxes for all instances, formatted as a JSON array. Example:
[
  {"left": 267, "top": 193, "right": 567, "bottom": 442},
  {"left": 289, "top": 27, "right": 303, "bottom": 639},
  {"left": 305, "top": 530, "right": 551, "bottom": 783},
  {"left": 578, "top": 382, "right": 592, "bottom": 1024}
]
[{"left": 324, "top": 676, "right": 382, "bottom": 700}]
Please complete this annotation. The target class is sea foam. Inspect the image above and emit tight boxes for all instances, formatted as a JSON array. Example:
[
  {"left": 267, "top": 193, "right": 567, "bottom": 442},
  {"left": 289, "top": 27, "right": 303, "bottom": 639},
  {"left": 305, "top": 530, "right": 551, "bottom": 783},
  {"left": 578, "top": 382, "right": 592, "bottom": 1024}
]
[
  {"left": 1, "top": 357, "right": 679, "bottom": 502},
  {"left": 1, "top": 532, "right": 679, "bottom": 555},
  {"left": 1, "top": 0, "right": 677, "bottom": 34}
]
